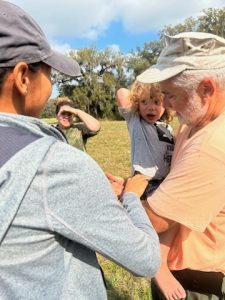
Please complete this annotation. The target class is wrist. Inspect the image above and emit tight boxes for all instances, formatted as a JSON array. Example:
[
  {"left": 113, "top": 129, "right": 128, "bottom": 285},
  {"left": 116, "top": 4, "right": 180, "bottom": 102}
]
[{"left": 72, "top": 108, "right": 79, "bottom": 116}]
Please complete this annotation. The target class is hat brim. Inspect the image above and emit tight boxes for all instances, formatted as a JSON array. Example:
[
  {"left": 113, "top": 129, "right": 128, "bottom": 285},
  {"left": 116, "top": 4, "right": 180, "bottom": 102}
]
[
  {"left": 136, "top": 64, "right": 187, "bottom": 83},
  {"left": 43, "top": 50, "right": 81, "bottom": 77}
]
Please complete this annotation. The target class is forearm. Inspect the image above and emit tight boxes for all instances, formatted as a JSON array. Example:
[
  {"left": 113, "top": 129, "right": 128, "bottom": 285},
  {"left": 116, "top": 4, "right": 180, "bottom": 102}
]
[
  {"left": 159, "top": 224, "right": 179, "bottom": 263},
  {"left": 74, "top": 109, "right": 101, "bottom": 132},
  {"left": 116, "top": 88, "right": 132, "bottom": 108},
  {"left": 122, "top": 192, "right": 156, "bottom": 235},
  {"left": 121, "top": 192, "right": 160, "bottom": 276},
  {"left": 142, "top": 200, "right": 175, "bottom": 233}
]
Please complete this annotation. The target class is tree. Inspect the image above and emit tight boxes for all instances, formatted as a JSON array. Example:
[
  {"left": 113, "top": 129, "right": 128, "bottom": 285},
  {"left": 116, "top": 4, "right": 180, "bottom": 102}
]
[
  {"left": 160, "top": 17, "right": 197, "bottom": 38},
  {"left": 129, "top": 7, "right": 225, "bottom": 80},
  {"left": 51, "top": 7, "right": 225, "bottom": 119},
  {"left": 198, "top": 8, "right": 225, "bottom": 37},
  {"left": 127, "top": 40, "right": 163, "bottom": 79},
  {"left": 53, "top": 46, "right": 129, "bottom": 118},
  {"left": 160, "top": 8, "right": 225, "bottom": 38}
]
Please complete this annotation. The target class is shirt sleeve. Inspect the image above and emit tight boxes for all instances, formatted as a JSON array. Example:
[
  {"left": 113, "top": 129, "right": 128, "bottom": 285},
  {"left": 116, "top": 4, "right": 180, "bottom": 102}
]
[
  {"left": 44, "top": 142, "right": 160, "bottom": 277},
  {"left": 118, "top": 107, "right": 135, "bottom": 122},
  {"left": 148, "top": 129, "right": 225, "bottom": 232},
  {"left": 73, "top": 123, "right": 99, "bottom": 146},
  {"left": 122, "top": 192, "right": 156, "bottom": 234},
  {"left": 74, "top": 122, "right": 99, "bottom": 137}
]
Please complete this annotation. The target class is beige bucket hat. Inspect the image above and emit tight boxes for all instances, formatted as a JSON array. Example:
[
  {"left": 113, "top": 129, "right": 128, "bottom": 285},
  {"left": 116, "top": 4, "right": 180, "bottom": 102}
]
[{"left": 137, "top": 32, "right": 225, "bottom": 83}]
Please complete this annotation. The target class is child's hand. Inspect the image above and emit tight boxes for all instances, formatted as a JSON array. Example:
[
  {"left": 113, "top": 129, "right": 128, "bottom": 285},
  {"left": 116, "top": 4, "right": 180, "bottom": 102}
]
[
  {"left": 116, "top": 88, "right": 132, "bottom": 108},
  {"left": 124, "top": 174, "right": 148, "bottom": 197},
  {"left": 105, "top": 172, "right": 125, "bottom": 199}
]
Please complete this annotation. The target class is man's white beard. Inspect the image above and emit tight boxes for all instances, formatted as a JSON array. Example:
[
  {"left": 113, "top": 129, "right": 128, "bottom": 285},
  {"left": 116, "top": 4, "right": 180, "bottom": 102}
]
[{"left": 178, "top": 94, "right": 207, "bottom": 126}]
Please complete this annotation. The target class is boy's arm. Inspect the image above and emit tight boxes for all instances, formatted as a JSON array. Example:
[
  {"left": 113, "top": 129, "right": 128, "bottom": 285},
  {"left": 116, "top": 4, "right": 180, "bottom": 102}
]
[
  {"left": 116, "top": 88, "right": 132, "bottom": 109},
  {"left": 73, "top": 109, "right": 101, "bottom": 132},
  {"left": 59, "top": 105, "right": 100, "bottom": 132}
]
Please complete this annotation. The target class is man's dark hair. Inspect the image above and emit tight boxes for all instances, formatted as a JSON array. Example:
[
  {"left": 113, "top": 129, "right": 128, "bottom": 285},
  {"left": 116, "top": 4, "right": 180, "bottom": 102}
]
[
  {"left": 0, "top": 67, "right": 12, "bottom": 91},
  {"left": 0, "top": 62, "right": 44, "bottom": 92}
]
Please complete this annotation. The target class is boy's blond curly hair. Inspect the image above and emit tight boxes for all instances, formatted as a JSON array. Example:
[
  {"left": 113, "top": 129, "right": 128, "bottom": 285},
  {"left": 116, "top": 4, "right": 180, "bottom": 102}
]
[{"left": 130, "top": 81, "right": 174, "bottom": 123}]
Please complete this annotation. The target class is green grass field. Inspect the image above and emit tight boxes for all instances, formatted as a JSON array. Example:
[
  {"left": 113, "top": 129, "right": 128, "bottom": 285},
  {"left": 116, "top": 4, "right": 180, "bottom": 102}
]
[{"left": 43, "top": 118, "right": 179, "bottom": 299}]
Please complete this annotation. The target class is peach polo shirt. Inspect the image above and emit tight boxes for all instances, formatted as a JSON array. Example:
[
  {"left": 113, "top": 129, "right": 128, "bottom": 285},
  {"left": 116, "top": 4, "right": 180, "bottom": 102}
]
[{"left": 148, "top": 112, "right": 225, "bottom": 273}]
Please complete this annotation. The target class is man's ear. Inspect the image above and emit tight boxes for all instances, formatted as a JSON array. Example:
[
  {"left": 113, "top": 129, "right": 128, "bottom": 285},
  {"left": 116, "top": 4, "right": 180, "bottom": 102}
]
[
  {"left": 13, "top": 62, "right": 30, "bottom": 97},
  {"left": 198, "top": 77, "right": 215, "bottom": 100}
]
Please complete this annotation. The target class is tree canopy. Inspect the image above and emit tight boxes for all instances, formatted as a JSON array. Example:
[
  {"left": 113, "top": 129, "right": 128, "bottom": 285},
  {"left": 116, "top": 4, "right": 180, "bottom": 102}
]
[{"left": 43, "top": 7, "right": 225, "bottom": 119}]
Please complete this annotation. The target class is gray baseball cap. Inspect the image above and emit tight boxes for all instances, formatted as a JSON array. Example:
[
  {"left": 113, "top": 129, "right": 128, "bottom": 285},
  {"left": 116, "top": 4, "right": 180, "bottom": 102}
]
[
  {"left": 137, "top": 32, "right": 225, "bottom": 83},
  {"left": 0, "top": 1, "right": 81, "bottom": 77}
]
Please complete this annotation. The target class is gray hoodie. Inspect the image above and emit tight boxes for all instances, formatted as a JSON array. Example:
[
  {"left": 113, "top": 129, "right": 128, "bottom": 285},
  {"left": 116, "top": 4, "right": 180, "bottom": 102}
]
[{"left": 0, "top": 113, "right": 160, "bottom": 300}]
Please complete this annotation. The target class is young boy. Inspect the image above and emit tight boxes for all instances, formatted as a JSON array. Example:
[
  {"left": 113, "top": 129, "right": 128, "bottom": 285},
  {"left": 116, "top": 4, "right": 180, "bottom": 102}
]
[
  {"left": 115, "top": 82, "right": 186, "bottom": 299},
  {"left": 117, "top": 81, "right": 174, "bottom": 198},
  {"left": 55, "top": 98, "right": 100, "bottom": 151}
]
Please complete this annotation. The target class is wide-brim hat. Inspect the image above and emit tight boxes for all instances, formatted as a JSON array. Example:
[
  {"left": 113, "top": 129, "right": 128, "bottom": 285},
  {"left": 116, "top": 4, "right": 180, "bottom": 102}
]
[{"left": 137, "top": 32, "right": 225, "bottom": 83}]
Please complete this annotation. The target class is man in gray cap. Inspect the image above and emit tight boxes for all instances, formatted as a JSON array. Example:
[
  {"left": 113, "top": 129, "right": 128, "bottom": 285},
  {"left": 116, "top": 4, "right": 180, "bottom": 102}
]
[
  {"left": 0, "top": 1, "right": 161, "bottom": 299},
  {"left": 125, "top": 32, "right": 225, "bottom": 299}
]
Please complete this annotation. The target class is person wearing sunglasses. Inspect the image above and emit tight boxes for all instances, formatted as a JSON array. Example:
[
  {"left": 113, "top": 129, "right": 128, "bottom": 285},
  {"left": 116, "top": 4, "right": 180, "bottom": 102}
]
[{"left": 55, "top": 99, "right": 101, "bottom": 151}]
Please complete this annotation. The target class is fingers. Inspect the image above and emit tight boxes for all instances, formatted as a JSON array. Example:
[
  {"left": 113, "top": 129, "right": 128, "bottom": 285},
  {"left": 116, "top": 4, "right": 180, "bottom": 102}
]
[
  {"left": 129, "top": 174, "right": 147, "bottom": 180},
  {"left": 105, "top": 172, "right": 126, "bottom": 199},
  {"left": 59, "top": 105, "right": 75, "bottom": 115},
  {"left": 124, "top": 174, "right": 148, "bottom": 197},
  {"left": 126, "top": 174, "right": 148, "bottom": 185},
  {"left": 111, "top": 181, "right": 124, "bottom": 198},
  {"left": 106, "top": 173, "right": 148, "bottom": 198},
  {"left": 105, "top": 172, "right": 125, "bottom": 183},
  {"left": 105, "top": 172, "right": 118, "bottom": 181}
]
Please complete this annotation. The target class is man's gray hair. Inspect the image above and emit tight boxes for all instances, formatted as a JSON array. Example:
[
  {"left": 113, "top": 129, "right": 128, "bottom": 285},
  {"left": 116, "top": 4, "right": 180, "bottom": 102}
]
[{"left": 170, "top": 68, "right": 225, "bottom": 92}]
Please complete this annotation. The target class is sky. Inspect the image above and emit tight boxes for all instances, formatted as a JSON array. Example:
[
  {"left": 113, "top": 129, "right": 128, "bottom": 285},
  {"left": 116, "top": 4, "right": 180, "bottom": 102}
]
[
  {"left": 9, "top": 0, "right": 225, "bottom": 97},
  {"left": 10, "top": 0, "right": 225, "bottom": 54}
]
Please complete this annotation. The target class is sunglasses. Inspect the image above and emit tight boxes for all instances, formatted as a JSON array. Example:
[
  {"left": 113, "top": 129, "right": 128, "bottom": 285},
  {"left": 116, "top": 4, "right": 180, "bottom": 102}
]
[{"left": 59, "top": 111, "right": 73, "bottom": 117}]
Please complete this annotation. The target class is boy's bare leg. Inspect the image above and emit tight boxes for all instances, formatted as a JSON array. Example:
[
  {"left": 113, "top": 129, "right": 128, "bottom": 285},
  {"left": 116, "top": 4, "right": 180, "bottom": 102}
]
[{"left": 154, "top": 226, "right": 186, "bottom": 300}]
